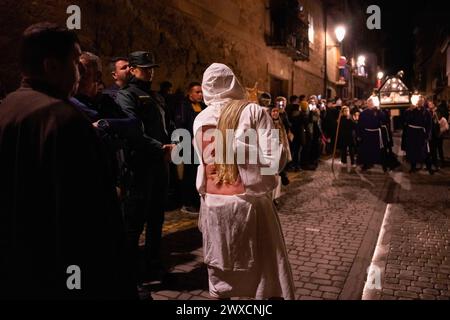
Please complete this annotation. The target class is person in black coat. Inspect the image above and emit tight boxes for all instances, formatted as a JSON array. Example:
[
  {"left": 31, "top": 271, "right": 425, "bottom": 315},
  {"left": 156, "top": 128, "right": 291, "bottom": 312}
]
[
  {"left": 338, "top": 106, "right": 357, "bottom": 166},
  {"left": 0, "top": 22, "right": 135, "bottom": 300},
  {"left": 116, "top": 51, "right": 175, "bottom": 283},
  {"left": 357, "top": 97, "right": 386, "bottom": 170},
  {"left": 174, "top": 82, "right": 206, "bottom": 214},
  {"left": 403, "top": 96, "right": 433, "bottom": 174},
  {"left": 323, "top": 100, "right": 340, "bottom": 155}
]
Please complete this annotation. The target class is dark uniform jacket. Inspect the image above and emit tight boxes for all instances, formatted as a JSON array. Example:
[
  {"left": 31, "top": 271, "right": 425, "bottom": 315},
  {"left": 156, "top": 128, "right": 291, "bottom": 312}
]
[
  {"left": 116, "top": 77, "right": 170, "bottom": 161},
  {"left": 0, "top": 79, "right": 135, "bottom": 299}
]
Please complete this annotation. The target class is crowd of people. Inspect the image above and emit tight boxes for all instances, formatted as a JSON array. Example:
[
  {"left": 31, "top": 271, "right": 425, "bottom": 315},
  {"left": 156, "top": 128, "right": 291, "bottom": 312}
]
[
  {"left": 0, "top": 22, "right": 448, "bottom": 300},
  {"left": 259, "top": 92, "right": 449, "bottom": 185},
  {"left": 0, "top": 22, "right": 296, "bottom": 300}
]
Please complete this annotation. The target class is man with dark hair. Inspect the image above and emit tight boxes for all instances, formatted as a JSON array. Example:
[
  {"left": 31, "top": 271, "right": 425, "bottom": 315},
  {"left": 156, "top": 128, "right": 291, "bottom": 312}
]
[
  {"left": 75, "top": 52, "right": 136, "bottom": 123},
  {"left": 175, "top": 81, "right": 206, "bottom": 214},
  {"left": 104, "top": 57, "right": 130, "bottom": 100},
  {"left": 0, "top": 22, "right": 135, "bottom": 299}
]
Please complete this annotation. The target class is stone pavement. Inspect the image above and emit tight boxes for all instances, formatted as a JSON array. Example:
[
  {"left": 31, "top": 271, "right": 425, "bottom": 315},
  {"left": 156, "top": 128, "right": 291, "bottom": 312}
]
[
  {"left": 362, "top": 172, "right": 450, "bottom": 300},
  {"left": 148, "top": 136, "right": 450, "bottom": 300}
]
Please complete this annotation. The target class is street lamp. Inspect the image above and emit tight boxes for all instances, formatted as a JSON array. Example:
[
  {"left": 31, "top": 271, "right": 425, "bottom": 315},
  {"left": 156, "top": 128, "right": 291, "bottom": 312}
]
[
  {"left": 335, "top": 26, "right": 346, "bottom": 43},
  {"left": 333, "top": 26, "right": 347, "bottom": 98}
]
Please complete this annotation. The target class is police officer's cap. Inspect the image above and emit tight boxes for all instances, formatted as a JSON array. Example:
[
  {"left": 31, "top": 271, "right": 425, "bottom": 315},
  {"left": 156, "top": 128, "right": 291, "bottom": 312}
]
[{"left": 129, "top": 51, "right": 159, "bottom": 68}]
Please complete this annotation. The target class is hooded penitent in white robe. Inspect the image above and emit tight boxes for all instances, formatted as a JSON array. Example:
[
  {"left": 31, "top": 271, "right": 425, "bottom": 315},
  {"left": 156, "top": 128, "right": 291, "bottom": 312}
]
[{"left": 193, "top": 63, "right": 295, "bottom": 300}]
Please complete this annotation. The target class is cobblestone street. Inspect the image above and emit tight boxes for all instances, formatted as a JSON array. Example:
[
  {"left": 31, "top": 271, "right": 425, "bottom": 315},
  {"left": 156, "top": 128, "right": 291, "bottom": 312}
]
[{"left": 150, "top": 137, "right": 450, "bottom": 300}]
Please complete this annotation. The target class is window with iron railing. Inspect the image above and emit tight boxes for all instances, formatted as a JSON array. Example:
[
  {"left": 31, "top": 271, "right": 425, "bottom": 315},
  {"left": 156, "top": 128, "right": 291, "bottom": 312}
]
[{"left": 265, "top": 0, "right": 310, "bottom": 61}]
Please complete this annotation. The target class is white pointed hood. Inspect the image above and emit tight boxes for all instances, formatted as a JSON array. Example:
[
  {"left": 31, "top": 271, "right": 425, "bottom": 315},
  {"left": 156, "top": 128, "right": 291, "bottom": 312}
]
[
  {"left": 193, "top": 63, "right": 246, "bottom": 137},
  {"left": 202, "top": 63, "right": 246, "bottom": 105}
]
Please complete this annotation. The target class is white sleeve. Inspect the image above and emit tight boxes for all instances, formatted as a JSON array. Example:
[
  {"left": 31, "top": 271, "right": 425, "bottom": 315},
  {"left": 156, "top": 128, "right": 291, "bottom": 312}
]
[{"left": 256, "top": 106, "right": 287, "bottom": 175}]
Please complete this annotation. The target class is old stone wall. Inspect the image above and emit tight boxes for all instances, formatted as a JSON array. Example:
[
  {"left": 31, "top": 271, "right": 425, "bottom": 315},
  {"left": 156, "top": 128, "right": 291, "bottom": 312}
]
[{"left": 0, "top": 0, "right": 327, "bottom": 98}]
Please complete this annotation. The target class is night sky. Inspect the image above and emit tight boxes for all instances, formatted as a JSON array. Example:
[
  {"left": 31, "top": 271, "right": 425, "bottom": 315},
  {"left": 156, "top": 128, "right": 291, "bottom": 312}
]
[{"left": 364, "top": 0, "right": 449, "bottom": 87}]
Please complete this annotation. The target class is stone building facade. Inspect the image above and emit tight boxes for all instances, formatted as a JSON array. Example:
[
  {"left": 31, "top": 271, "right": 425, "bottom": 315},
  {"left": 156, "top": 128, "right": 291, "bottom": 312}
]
[
  {"left": 413, "top": 25, "right": 450, "bottom": 102},
  {"left": 0, "top": 0, "right": 343, "bottom": 98}
]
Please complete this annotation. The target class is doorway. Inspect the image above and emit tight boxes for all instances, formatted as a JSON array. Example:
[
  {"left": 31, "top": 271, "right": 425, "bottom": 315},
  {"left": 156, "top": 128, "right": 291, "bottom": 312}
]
[{"left": 270, "top": 75, "right": 289, "bottom": 99}]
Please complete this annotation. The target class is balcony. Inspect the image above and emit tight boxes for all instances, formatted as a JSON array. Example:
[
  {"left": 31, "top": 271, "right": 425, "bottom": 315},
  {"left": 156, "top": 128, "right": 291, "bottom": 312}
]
[
  {"left": 265, "top": 1, "right": 310, "bottom": 61},
  {"left": 265, "top": 29, "right": 310, "bottom": 61}
]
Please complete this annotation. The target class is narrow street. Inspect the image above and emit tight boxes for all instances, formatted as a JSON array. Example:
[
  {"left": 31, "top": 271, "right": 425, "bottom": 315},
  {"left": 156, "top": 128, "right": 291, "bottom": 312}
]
[
  {"left": 1, "top": 0, "right": 449, "bottom": 304},
  {"left": 152, "top": 135, "right": 450, "bottom": 300}
]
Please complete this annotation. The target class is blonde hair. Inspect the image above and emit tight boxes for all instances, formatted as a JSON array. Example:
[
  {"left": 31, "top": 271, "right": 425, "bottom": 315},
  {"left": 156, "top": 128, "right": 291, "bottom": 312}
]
[{"left": 215, "top": 100, "right": 249, "bottom": 185}]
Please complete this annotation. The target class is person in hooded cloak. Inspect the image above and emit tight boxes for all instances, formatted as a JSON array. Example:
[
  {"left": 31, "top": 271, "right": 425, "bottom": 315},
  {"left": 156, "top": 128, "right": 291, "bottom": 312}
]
[{"left": 192, "top": 63, "right": 295, "bottom": 300}]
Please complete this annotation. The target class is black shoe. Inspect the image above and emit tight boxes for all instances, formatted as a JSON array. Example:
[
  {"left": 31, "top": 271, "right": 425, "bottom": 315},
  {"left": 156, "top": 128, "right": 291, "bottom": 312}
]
[
  {"left": 281, "top": 175, "right": 290, "bottom": 186},
  {"left": 428, "top": 168, "right": 435, "bottom": 175},
  {"left": 409, "top": 168, "right": 417, "bottom": 173},
  {"left": 361, "top": 165, "right": 370, "bottom": 171}
]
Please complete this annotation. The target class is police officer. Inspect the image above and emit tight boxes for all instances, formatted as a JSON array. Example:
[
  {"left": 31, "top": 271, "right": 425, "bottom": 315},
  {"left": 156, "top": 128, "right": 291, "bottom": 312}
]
[{"left": 116, "top": 51, "right": 174, "bottom": 286}]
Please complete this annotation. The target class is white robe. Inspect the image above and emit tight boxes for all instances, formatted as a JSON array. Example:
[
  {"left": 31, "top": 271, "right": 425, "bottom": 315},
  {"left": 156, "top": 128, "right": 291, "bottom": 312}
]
[{"left": 193, "top": 63, "right": 295, "bottom": 300}]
